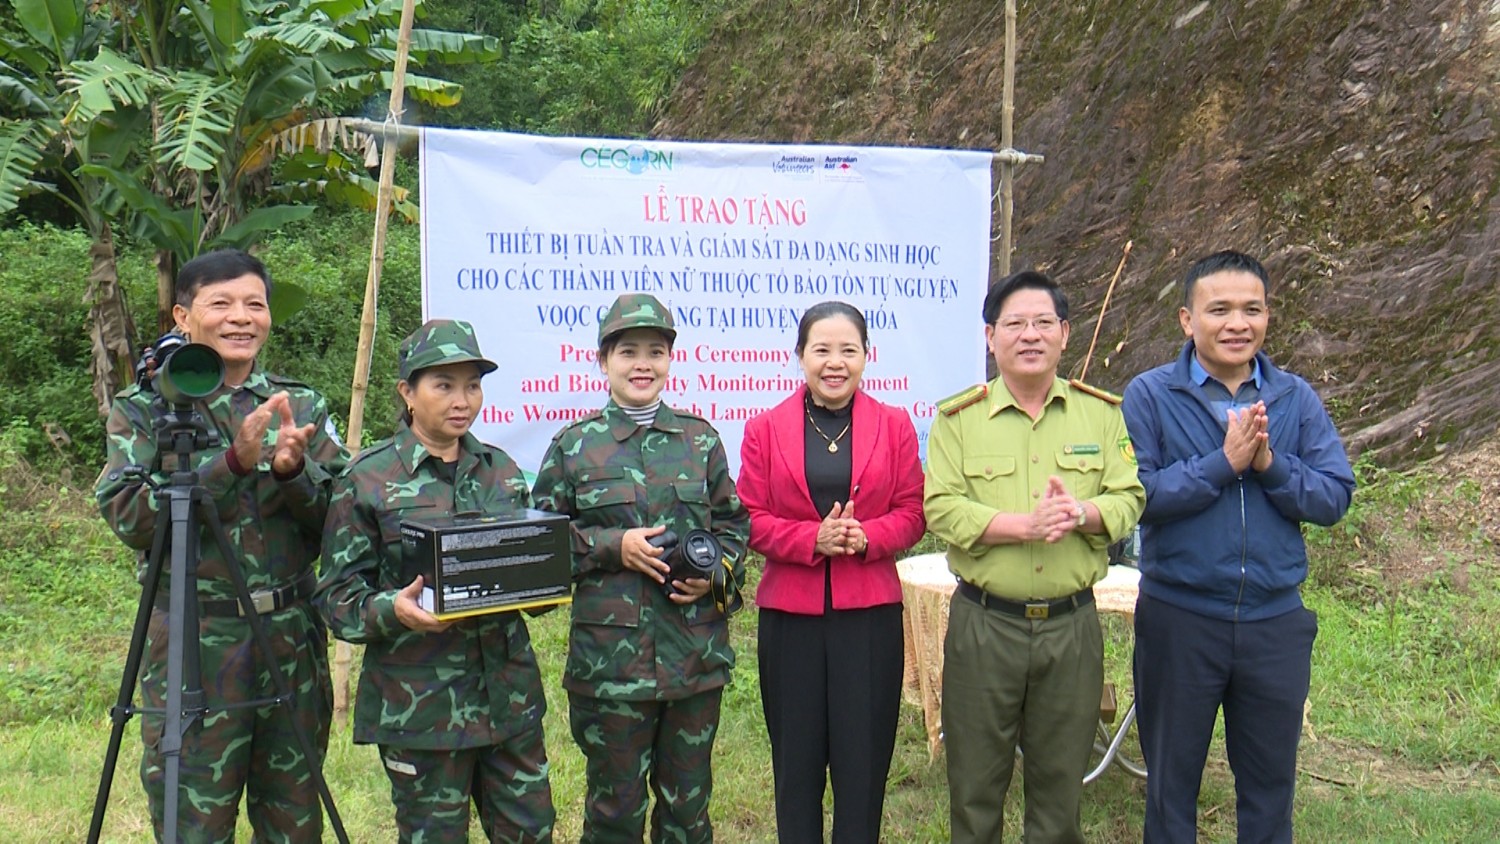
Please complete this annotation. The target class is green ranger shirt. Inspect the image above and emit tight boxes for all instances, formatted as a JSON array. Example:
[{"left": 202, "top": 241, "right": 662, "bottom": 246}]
[
  {"left": 316, "top": 424, "right": 548, "bottom": 750},
  {"left": 923, "top": 376, "right": 1146, "bottom": 600},
  {"left": 96, "top": 368, "right": 349, "bottom": 597},
  {"left": 531, "top": 401, "right": 750, "bottom": 701}
]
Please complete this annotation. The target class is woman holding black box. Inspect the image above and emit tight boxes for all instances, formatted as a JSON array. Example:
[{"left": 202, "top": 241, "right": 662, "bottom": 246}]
[{"left": 316, "top": 319, "right": 555, "bottom": 842}]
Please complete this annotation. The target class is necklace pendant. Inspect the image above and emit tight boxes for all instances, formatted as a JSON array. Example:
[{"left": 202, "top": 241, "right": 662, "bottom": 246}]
[{"left": 827, "top": 441, "right": 839, "bottom": 454}]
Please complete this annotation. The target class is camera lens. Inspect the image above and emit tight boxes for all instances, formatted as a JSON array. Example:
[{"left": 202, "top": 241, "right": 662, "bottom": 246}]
[{"left": 158, "top": 343, "right": 225, "bottom": 406}]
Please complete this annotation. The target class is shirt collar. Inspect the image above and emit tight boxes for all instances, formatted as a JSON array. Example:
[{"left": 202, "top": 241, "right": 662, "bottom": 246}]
[
  {"left": 987, "top": 376, "right": 1068, "bottom": 418},
  {"left": 393, "top": 422, "right": 488, "bottom": 475},
  {"left": 1189, "top": 354, "right": 1262, "bottom": 389},
  {"left": 602, "top": 399, "right": 683, "bottom": 440}
]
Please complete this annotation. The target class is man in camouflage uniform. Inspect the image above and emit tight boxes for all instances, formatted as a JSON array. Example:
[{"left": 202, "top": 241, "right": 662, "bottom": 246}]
[
  {"left": 96, "top": 249, "right": 348, "bottom": 842},
  {"left": 316, "top": 319, "right": 555, "bottom": 843},
  {"left": 531, "top": 294, "right": 750, "bottom": 844}
]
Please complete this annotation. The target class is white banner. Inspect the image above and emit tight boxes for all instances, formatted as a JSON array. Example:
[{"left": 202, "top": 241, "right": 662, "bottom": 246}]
[{"left": 419, "top": 128, "right": 992, "bottom": 475}]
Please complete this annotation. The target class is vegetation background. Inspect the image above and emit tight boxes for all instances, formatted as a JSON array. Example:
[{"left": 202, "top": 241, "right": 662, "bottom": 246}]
[{"left": 1, "top": 0, "right": 1498, "bottom": 841}]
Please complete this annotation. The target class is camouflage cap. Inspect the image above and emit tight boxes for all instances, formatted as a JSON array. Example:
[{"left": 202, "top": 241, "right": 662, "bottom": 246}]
[
  {"left": 598, "top": 293, "right": 676, "bottom": 346},
  {"left": 398, "top": 319, "right": 498, "bottom": 381}
]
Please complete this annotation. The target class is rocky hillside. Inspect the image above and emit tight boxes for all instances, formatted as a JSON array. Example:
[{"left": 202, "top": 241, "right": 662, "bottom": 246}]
[{"left": 656, "top": 0, "right": 1500, "bottom": 466}]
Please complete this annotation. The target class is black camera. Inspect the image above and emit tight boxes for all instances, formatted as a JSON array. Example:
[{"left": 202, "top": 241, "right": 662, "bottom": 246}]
[
  {"left": 135, "top": 333, "right": 226, "bottom": 409},
  {"left": 648, "top": 528, "right": 724, "bottom": 597}
]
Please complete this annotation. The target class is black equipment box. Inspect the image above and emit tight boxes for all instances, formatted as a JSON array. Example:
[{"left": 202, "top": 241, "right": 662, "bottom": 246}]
[{"left": 402, "top": 510, "right": 572, "bottom": 619}]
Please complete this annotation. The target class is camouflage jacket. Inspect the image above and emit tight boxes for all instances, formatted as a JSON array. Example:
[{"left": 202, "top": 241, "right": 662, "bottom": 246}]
[
  {"left": 316, "top": 423, "right": 548, "bottom": 749},
  {"left": 531, "top": 401, "right": 750, "bottom": 701},
  {"left": 96, "top": 368, "right": 348, "bottom": 600}
]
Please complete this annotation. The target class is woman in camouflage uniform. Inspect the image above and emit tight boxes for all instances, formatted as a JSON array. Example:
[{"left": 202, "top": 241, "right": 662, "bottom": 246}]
[
  {"left": 317, "top": 320, "right": 555, "bottom": 843},
  {"left": 531, "top": 293, "right": 750, "bottom": 844}
]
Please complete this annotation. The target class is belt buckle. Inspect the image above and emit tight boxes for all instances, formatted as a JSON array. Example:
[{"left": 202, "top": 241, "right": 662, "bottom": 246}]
[
  {"left": 247, "top": 589, "right": 278, "bottom": 616},
  {"left": 1024, "top": 602, "right": 1050, "bottom": 620}
]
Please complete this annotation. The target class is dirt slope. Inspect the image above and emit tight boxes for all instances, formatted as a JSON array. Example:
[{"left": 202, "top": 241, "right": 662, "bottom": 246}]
[{"left": 656, "top": 0, "right": 1500, "bottom": 465}]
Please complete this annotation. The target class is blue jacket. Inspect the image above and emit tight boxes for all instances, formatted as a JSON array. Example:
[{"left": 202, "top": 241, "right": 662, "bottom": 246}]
[{"left": 1121, "top": 342, "right": 1355, "bottom": 621}]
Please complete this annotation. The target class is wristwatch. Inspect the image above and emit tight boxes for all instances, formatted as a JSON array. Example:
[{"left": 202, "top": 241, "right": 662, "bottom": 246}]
[{"left": 1073, "top": 503, "right": 1087, "bottom": 529}]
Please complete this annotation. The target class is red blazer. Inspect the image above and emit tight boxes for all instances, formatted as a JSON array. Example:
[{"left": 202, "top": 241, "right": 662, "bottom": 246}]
[{"left": 738, "top": 386, "right": 927, "bottom": 614}]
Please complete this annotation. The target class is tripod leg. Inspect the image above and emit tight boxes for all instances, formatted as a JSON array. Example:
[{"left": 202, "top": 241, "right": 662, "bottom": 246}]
[
  {"left": 198, "top": 491, "right": 350, "bottom": 844},
  {"left": 88, "top": 504, "right": 173, "bottom": 843},
  {"left": 160, "top": 488, "right": 207, "bottom": 844}
]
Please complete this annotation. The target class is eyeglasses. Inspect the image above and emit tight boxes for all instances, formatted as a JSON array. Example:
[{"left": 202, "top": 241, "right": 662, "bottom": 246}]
[{"left": 994, "top": 314, "right": 1062, "bottom": 335}]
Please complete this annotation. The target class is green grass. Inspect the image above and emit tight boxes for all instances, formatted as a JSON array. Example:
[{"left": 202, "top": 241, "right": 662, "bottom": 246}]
[{"left": 2, "top": 445, "right": 1498, "bottom": 841}]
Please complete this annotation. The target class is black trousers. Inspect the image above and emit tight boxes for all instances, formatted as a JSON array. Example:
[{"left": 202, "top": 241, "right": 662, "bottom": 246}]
[
  {"left": 1134, "top": 593, "right": 1318, "bottom": 844},
  {"left": 758, "top": 603, "right": 904, "bottom": 844}
]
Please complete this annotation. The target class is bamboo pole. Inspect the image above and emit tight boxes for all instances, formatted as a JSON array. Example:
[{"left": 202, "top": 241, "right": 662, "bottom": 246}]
[
  {"left": 1077, "top": 240, "right": 1133, "bottom": 385},
  {"left": 999, "top": 0, "right": 1017, "bottom": 277},
  {"left": 334, "top": 0, "right": 418, "bottom": 721}
]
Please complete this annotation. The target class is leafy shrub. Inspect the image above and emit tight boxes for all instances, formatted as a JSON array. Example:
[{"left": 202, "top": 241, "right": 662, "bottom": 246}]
[
  {"left": 0, "top": 212, "right": 425, "bottom": 468},
  {"left": 0, "top": 224, "right": 123, "bottom": 468},
  {"left": 424, "top": 0, "right": 727, "bottom": 137},
  {"left": 260, "top": 208, "right": 424, "bottom": 445}
]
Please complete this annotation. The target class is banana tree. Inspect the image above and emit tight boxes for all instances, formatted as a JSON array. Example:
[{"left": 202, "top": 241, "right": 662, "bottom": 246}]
[
  {"left": 89, "top": 0, "right": 497, "bottom": 328},
  {"left": 1, "top": 0, "right": 145, "bottom": 414},
  {"left": 7, "top": 0, "right": 498, "bottom": 335}
]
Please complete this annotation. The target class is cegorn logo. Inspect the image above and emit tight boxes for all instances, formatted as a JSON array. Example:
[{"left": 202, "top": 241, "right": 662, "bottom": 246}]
[{"left": 579, "top": 144, "right": 674, "bottom": 174}]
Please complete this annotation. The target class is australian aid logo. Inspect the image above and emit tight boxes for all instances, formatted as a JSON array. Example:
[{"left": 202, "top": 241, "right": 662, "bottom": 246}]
[{"left": 822, "top": 154, "right": 863, "bottom": 183}]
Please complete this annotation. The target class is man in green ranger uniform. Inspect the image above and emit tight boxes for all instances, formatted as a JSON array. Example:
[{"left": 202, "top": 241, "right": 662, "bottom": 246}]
[
  {"left": 96, "top": 249, "right": 349, "bottom": 842},
  {"left": 924, "top": 270, "right": 1145, "bottom": 843},
  {"left": 531, "top": 293, "right": 750, "bottom": 844},
  {"left": 317, "top": 319, "right": 555, "bottom": 842}
]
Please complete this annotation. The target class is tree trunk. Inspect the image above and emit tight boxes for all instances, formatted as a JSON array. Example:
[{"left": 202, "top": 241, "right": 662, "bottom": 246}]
[
  {"left": 85, "top": 225, "right": 138, "bottom": 415},
  {"left": 156, "top": 248, "right": 176, "bottom": 334}
]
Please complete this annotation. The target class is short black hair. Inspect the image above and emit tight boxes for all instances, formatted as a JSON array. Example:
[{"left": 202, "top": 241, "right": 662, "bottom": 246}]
[
  {"left": 982, "top": 270, "right": 1069, "bottom": 325},
  {"left": 175, "top": 249, "right": 272, "bottom": 309},
  {"left": 795, "top": 301, "right": 869, "bottom": 355},
  {"left": 1181, "top": 250, "right": 1270, "bottom": 308}
]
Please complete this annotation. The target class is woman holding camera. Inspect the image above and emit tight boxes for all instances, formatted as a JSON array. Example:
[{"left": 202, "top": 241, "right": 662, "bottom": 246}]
[
  {"left": 316, "top": 319, "right": 555, "bottom": 842},
  {"left": 737, "top": 301, "right": 926, "bottom": 843},
  {"left": 531, "top": 293, "right": 750, "bottom": 844}
]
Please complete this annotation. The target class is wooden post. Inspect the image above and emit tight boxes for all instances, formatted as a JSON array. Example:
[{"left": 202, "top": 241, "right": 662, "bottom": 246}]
[
  {"left": 999, "top": 0, "right": 1017, "bottom": 277},
  {"left": 334, "top": 0, "right": 418, "bottom": 721}
]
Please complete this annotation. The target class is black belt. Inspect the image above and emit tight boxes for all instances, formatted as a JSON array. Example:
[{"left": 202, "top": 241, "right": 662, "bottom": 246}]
[
  {"left": 155, "top": 572, "right": 315, "bottom": 618},
  {"left": 956, "top": 581, "right": 1094, "bottom": 620}
]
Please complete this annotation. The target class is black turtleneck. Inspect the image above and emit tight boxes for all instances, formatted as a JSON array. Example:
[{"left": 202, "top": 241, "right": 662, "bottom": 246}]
[{"left": 803, "top": 393, "right": 854, "bottom": 518}]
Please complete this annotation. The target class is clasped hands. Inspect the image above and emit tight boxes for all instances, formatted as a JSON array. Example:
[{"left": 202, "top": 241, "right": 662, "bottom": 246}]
[
  {"left": 1223, "top": 401, "right": 1274, "bottom": 474},
  {"left": 231, "top": 391, "right": 315, "bottom": 477},
  {"left": 815, "top": 500, "right": 867, "bottom": 557},
  {"left": 1021, "top": 476, "right": 1088, "bottom": 544}
]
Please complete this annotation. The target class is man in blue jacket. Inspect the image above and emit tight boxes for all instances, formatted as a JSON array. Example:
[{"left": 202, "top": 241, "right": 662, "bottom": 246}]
[{"left": 1121, "top": 250, "right": 1355, "bottom": 843}]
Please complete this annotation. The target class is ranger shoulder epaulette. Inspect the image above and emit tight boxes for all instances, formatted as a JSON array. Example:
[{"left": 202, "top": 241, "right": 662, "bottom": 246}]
[
  {"left": 672, "top": 405, "right": 709, "bottom": 424},
  {"left": 1067, "top": 378, "right": 1122, "bottom": 405},
  {"left": 937, "top": 384, "right": 988, "bottom": 416},
  {"left": 265, "top": 372, "right": 313, "bottom": 390},
  {"left": 348, "top": 438, "right": 395, "bottom": 467},
  {"left": 554, "top": 408, "right": 607, "bottom": 438}
]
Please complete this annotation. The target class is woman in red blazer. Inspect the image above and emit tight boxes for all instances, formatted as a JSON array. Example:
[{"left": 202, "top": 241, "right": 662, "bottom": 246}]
[{"left": 738, "top": 301, "right": 926, "bottom": 844}]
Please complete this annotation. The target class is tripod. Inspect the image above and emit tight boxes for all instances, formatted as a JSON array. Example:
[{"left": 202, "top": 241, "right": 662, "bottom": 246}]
[{"left": 88, "top": 406, "right": 348, "bottom": 843}]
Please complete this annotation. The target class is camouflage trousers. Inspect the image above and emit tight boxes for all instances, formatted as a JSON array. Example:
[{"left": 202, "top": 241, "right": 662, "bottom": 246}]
[
  {"left": 568, "top": 688, "right": 724, "bottom": 844},
  {"left": 379, "top": 727, "right": 556, "bottom": 844},
  {"left": 138, "top": 604, "right": 332, "bottom": 844}
]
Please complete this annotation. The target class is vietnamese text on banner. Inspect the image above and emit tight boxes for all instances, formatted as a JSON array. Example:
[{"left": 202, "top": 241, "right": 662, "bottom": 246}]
[{"left": 419, "top": 128, "right": 993, "bottom": 475}]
